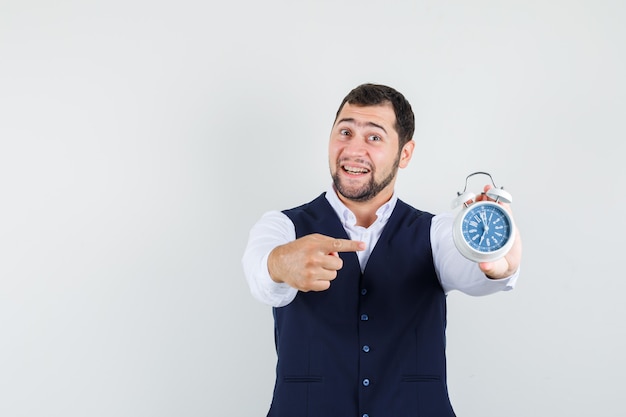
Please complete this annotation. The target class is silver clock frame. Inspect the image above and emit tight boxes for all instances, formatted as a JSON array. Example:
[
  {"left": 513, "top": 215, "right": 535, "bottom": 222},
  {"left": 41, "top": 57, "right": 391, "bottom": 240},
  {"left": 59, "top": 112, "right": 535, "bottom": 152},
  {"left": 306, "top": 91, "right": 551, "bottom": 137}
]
[
  {"left": 451, "top": 172, "right": 516, "bottom": 263},
  {"left": 453, "top": 200, "right": 516, "bottom": 263}
]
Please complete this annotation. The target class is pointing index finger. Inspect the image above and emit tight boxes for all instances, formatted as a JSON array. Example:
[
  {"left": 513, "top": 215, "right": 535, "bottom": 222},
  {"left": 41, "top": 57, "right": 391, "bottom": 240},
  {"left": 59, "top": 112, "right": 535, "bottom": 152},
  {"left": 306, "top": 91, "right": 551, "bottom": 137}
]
[{"left": 330, "top": 238, "right": 366, "bottom": 253}]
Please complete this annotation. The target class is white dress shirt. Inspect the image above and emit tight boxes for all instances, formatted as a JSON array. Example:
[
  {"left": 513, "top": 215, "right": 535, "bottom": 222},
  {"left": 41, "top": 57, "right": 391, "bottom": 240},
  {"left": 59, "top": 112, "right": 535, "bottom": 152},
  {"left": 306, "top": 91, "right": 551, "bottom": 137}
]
[{"left": 242, "top": 187, "right": 518, "bottom": 307}]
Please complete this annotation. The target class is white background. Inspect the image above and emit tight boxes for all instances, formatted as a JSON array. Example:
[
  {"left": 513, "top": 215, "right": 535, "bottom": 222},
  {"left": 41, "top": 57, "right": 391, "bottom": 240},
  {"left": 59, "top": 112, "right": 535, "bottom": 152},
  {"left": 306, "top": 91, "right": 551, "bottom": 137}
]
[{"left": 1, "top": 0, "right": 625, "bottom": 416}]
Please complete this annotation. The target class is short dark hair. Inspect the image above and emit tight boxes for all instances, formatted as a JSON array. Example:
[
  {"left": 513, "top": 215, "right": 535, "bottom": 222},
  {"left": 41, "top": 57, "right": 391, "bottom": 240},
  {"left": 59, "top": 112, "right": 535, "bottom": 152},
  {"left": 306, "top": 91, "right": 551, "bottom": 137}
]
[{"left": 335, "top": 83, "right": 415, "bottom": 148}]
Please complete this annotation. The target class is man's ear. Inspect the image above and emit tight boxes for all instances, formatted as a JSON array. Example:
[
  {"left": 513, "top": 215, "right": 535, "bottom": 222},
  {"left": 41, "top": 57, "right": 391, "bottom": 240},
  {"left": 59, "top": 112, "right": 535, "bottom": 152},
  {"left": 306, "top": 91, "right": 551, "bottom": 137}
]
[{"left": 398, "top": 139, "right": 415, "bottom": 169}]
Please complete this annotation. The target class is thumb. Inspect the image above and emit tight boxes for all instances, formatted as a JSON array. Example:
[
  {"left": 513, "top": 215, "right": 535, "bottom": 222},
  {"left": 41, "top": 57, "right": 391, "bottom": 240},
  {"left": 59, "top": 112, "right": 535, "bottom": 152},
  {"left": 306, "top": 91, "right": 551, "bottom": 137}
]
[{"left": 479, "top": 258, "right": 508, "bottom": 279}]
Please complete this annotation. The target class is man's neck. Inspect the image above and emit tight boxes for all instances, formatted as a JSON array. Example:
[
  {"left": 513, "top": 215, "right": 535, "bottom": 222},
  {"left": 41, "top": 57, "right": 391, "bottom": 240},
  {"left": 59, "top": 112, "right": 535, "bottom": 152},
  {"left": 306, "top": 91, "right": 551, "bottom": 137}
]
[{"left": 335, "top": 187, "right": 394, "bottom": 228}]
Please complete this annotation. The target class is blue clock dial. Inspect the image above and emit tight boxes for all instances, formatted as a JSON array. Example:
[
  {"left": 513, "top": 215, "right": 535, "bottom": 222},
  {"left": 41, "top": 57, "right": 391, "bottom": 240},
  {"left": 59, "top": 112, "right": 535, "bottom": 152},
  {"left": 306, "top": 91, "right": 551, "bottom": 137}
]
[{"left": 461, "top": 203, "right": 512, "bottom": 253}]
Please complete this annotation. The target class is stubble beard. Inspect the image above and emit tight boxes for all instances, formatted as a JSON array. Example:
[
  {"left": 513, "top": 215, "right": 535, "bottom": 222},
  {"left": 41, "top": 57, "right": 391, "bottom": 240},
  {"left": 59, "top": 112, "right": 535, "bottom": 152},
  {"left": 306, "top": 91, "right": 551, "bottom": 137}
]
[{"left": 331, "top": 155, "right": 400, "bottom": 202}]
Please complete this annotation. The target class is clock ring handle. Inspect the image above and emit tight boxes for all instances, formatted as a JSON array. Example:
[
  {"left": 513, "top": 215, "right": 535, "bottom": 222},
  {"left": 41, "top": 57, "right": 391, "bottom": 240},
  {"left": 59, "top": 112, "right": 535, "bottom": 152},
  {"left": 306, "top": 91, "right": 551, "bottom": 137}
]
[
  {"left": 458, "top": 171, "right": 512, "bottom": 203},
  {"left": 459, "top": 171, "right": 498, "bottom": 193}
]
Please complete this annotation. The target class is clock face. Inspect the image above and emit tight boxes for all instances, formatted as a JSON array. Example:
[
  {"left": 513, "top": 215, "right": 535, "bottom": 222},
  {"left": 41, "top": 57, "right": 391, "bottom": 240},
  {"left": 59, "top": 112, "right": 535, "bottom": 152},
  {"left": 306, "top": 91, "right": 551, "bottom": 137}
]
[
  {"left": 453, "top": 201, "right": 515, "bottom": 262},
  {"left": 462, "top": 202, "right": 512, "bottom": 252}
]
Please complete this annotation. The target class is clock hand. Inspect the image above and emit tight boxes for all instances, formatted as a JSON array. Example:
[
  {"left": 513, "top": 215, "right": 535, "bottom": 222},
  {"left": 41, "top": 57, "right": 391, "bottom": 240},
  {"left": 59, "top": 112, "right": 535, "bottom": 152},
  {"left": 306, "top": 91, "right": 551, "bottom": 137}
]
[
  {"left": 481, "top": 210, "right": 489, "bottom": 232},
  {"left": 479, "top": 210, "right": 489, "bottom": 244}
]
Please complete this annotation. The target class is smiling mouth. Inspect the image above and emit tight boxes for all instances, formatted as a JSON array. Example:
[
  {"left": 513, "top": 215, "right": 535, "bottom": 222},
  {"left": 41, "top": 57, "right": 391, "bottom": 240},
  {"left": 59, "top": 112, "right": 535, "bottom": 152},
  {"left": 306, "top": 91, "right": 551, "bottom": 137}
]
[{"left": 342, "top": 164, "right": 370, "bottom": 175}]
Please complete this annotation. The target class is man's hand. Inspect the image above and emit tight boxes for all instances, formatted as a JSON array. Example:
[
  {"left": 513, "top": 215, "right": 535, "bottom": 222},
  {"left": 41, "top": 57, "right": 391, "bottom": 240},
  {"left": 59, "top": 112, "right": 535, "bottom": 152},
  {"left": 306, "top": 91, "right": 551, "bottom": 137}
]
[
  {"left": 267, "top": 234, "right": 366, "bottom": 292},
  {"left": 475, "top": 184, "right": 523, "bottom": 279}
]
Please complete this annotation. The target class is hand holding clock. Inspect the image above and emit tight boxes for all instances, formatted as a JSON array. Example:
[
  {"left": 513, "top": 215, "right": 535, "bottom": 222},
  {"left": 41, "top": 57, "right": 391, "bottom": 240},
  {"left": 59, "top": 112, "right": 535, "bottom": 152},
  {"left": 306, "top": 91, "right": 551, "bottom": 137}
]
[{"left": 473, "top": 185, "right": 522, "bottom": 280}]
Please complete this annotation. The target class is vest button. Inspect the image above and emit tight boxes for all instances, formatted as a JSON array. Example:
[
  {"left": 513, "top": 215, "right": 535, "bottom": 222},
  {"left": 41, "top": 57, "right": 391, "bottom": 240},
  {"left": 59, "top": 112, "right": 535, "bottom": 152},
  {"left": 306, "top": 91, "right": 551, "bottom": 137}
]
[
  {"left": 363, "top": 414, "right": 369, "bottom": 417},
  {"left": 363, "top": 378, "right": 370, "bottom": 386},
  {"left": 362, "top": 345, "right": 370, "bottom": 353},
  {"left": 361, "top": 288, "right": 367, "bottom": 295},
  {"left": 360, "top": 314, "right": 369, "bottom": 321}
]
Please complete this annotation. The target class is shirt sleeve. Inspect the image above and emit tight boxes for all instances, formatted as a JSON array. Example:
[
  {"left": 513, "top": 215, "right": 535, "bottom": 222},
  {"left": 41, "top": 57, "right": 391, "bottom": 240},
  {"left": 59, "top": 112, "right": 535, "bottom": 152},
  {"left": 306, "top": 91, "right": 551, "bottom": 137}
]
[
  {"left": 242, "top": 210, "right": 299, "bottom": 307},
  {"left": 431, "top": 211, "right": 519, "bottom": 296}
]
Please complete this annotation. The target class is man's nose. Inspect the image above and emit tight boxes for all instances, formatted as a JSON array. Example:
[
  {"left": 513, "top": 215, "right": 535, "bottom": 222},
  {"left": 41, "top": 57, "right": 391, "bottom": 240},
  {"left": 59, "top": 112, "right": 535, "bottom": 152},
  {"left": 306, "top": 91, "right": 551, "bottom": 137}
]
[{"left": 343, "top": 137, "right": 366, "bottom": 156}]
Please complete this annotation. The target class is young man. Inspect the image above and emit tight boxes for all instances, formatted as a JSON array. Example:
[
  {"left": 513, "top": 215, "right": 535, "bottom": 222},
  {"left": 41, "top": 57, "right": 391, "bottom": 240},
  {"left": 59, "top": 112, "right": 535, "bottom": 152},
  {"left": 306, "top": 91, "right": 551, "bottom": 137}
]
[{"left": 242, "top": 83, "right": 522, "bottom": 417}]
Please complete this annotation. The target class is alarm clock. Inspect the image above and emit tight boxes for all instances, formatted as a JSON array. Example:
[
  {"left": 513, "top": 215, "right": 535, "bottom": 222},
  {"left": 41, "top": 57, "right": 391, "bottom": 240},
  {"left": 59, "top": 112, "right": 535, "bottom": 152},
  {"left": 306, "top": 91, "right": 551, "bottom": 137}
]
[{"left": 451, "top": 172, "right": 516, "bottom": 263}]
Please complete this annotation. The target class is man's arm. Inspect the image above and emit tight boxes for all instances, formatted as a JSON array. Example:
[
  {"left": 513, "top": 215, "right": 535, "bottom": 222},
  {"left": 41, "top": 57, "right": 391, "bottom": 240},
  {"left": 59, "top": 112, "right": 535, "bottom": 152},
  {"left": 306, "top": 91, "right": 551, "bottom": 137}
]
[
  {"left": 432, "top": 211, "right": 520, "bottom": 296},
  {"left": 268, "top": 234, "right": 365, "bottom": 292},
  {"left": 242, "top": 211, "right": 366, "bottom": 307},
  {"left": 242, "top": 211, "right": 299, "bottom": 307},
  {"left": 432, "top": 184, "right": 522, "bottom": 295}
]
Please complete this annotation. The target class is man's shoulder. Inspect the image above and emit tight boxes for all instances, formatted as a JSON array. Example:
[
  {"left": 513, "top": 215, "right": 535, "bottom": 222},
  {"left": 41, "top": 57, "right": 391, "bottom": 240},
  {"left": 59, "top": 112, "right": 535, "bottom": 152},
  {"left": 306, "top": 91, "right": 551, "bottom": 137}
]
[{"left": 395, "top": 198, "right": 435, "bottom": 219}]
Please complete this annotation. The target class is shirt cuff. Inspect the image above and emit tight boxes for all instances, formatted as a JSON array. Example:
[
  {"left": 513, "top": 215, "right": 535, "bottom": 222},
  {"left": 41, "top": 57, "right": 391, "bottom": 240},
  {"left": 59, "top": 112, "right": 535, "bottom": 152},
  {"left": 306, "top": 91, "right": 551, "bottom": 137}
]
[{"left": 257, "top": 251, "right": 298, "bottom": 307}]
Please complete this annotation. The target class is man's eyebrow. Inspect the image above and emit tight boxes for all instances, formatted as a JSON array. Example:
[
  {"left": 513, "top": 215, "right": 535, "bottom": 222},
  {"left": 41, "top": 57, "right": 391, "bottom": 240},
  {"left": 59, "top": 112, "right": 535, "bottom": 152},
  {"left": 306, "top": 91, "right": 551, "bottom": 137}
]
[{"left": 336, "top": 118, "right": 388, "bottom": 134}]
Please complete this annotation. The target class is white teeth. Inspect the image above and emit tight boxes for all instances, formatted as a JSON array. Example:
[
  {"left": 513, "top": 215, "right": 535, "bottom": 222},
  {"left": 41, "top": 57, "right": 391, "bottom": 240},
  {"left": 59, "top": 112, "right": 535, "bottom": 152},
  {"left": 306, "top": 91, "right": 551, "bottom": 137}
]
[{"left": 344, "top": 166, "right": 369, "bottom": 174}]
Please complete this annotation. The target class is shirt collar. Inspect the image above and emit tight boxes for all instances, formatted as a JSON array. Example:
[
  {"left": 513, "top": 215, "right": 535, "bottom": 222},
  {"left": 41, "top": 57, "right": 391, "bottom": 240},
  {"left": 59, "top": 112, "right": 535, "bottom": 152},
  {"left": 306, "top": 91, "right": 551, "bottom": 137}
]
[{"left": 325, "top": 184, "right": 397, "bottom": 229}]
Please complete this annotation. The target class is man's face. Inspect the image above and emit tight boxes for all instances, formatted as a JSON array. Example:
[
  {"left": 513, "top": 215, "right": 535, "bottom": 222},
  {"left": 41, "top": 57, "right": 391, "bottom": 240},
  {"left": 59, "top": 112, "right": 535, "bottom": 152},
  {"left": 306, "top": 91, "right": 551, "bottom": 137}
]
[{"left": 329, "top": 102, "right": 412, "bottom": 202}]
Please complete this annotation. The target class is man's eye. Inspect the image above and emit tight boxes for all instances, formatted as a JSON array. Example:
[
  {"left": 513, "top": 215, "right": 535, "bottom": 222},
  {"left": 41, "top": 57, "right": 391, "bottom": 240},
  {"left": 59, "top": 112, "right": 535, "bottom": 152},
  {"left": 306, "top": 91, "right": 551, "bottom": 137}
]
[
  {"left": 340, "top": 129, "right": 350, "bottom": 136},
  {"left": 369, "top": 135, "right": 381, "bottom": 141}
]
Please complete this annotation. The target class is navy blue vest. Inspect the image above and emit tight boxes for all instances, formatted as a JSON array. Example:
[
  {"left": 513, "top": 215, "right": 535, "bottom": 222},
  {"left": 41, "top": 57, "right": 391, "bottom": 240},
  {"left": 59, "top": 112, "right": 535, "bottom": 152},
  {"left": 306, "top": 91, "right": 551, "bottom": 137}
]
[{"left": 269, "top": 193, "right": 455, "bottom": 417}]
